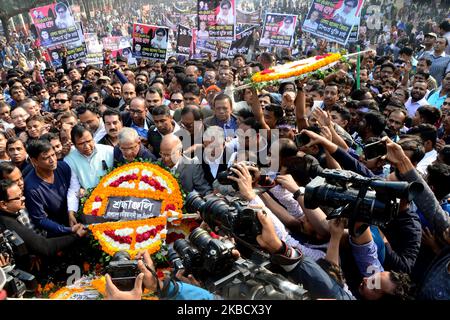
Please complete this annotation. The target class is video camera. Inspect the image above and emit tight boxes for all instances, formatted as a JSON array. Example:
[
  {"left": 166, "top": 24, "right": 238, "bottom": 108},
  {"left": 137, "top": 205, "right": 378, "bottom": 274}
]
[
  {"left": 185, "top": 191, "right": 263, "bottom": 246},
  {"left": 304, "top": 169, "right": 423, "bottom": 236},
  {"left": 216, "top": 161, "right": 277, "bottom": 190},
  {"left": 168, "top": 227, "right": 309, "bottom": 300},
  {"left": 0, "top": 229, "right": 36, "bottom": 298}
]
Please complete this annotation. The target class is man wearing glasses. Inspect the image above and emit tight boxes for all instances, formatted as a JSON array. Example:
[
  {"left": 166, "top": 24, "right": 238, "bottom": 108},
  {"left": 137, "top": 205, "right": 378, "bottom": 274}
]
[
  {"left": 54, "top": 90, "right": 72, "bottom": 113},
  {"left": 122, "top": 97, "right": 153, "bottom": 145},
  {"left": 113, "top": 127, "right": 156, "bottom": 167}
]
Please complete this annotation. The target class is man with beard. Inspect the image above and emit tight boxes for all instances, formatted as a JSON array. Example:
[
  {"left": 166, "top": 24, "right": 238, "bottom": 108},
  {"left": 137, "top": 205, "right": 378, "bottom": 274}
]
[
  {"left": 77, "top": 103, "right": 106, "bottom": 143},
  {"left": 386, "top": 108, "right": 407, "bottom": 142},
  {"left": 405, "top": 81, "right": 429, "bottom": 117}
]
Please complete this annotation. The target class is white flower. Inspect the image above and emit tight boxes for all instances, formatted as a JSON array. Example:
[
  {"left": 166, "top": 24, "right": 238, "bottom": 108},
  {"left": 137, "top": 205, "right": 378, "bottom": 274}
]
[
  {"left": 136, "top": 225, "right": 151, "bottom": 234},
  {"left": 92, "top": 202, "right": 101, "bottom": 210}
]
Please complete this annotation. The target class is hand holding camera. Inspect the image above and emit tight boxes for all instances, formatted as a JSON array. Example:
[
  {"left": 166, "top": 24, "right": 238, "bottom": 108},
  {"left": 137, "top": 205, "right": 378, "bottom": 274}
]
[
  {"left": 227, "top": 162, "right": 258, "bottom": 201},
  {"left": 105, "top": 272, "right": 144, "bottom": 300}
]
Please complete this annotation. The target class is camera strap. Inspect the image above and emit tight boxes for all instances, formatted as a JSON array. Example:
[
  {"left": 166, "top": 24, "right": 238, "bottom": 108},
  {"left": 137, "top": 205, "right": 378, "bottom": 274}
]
[
  {"left": 144, "top": 263, "right": 179, "bottom": 300},
  {"left": 349, "top": 182, "right": 371, "bottom": 238}
]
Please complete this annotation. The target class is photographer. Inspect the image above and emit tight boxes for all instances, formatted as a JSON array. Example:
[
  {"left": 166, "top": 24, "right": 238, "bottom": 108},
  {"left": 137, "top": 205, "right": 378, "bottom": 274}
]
[{"left": 104, "top": 250, "right": 215, "bottom": 300}]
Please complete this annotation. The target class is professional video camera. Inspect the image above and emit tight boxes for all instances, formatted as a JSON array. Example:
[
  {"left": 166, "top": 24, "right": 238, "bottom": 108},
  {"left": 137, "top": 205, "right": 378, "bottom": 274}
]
[
  {"left": 106, "top": 251, "right": 140, "bottom": 291},
  {"left": 0, "top": 229, "right": 36, "bottom": 298},
  {"left": 185, "top": 191, "right": 263, "bottom": 246},
  {"left": 167, "top": 227, "right": 308, "bottom": 300},
  {"left": 304, "top": 169, "right": 423, "bottom": 236}
]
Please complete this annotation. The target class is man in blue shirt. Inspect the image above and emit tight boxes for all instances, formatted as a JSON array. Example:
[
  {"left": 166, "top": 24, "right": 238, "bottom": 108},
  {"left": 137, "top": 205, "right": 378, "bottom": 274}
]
[{"left": 24, "top": 140, "right": 83, "bottom": 237}]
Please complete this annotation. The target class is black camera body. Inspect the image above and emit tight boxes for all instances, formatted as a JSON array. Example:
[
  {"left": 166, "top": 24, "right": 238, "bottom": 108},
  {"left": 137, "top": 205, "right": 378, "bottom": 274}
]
[
  {"left": 0, "top": 229, "right": 36, "bottom": 298},
  {"left": 304, "top": 169, "right": 423, "bottom": 235},
  {"left": 173, "top": 238, "right": 202, "bottom": 274},
  {"left": 185, "top": 191, "right": 263, "bottom": 245},
  {"left": 106, "top": 251, "right": 140, "bottom": 291},
  {"left": 189, "top": 228, "right": 235, "bottom": 275},
  {"left": 216, "top": 161, "right": 258, "bottom": 190}
]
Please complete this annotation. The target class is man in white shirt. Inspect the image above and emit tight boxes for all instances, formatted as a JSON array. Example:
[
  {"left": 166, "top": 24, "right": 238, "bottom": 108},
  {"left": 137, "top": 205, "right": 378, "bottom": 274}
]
[{"left": 405, "top": 81, "right": 429, "bottom": 117}]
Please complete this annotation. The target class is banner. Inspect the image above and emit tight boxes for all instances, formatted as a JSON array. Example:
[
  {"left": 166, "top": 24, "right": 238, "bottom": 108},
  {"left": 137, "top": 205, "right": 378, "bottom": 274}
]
[
  {"left": 30, "top": 1, "right": 80, "bottom": 48},
  {"left": 227, "top": 26, "right": 256, "bottom": 57},
  {"left": 48, "top": 43, "right": 86, "bottom": 67},
  {"left": 259, "top": 13, "right": 297, "bottom": 48},
  {"left": 348, "top": 24, "right": 359, "bottom": 43},
  {"left": 133, "top": 23, "right": 169, "bottom": 61},
  {"left": 236, "top": 0, "right": 260, "bottom": 24},
  {"left": 176, "top": 25, "right": 193, "bottom": 55},
  {"left": 85, "top": 33, "right": 103, "bottom": 66},
  {"left": 197, "top": 0, "right": 236, "bottom": 41},
  {"left": 301, "top": 0, "right": 365, "bottom": 46}
]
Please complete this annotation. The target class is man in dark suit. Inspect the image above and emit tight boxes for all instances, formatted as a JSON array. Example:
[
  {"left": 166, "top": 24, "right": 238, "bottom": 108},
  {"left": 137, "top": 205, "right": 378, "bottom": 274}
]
[{"left": 159, "top": 134, "right": 211, "bottom": 195}]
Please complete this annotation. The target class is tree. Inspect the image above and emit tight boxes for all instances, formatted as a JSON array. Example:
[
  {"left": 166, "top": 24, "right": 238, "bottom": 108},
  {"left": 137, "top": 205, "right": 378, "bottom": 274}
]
[{"left": 0, "top": 0, "right": 51, "bottom": 42}]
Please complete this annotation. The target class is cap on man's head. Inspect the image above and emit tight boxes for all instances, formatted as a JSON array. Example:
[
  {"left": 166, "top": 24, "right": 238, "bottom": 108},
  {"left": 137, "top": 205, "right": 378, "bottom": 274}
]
[{"left": 425, "top": 32, "right": 438, "bottom": 39}]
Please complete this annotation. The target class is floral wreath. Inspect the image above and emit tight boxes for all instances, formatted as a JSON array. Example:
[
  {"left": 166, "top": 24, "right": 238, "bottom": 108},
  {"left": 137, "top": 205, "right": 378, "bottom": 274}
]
[
  {"left": 83, "top": 162, "right": 185, "bottom": 258},
  {"left": 251, "top": 52, "right": 342, "bottom": 83}
]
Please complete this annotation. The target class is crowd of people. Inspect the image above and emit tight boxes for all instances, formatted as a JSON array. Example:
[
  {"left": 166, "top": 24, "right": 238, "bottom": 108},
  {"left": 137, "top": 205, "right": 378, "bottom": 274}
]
[{"left": 0, "top": 0, "right": 449, "bottom": 301}]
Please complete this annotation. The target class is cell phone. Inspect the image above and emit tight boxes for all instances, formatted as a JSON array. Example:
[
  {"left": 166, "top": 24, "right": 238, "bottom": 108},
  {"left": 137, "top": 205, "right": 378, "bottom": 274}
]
[
  {"left": 363, "top": 140, "right": 387, "bottom": 160},
  {"left": 295, "top": 132, "right": 310, "bottom": 148}
]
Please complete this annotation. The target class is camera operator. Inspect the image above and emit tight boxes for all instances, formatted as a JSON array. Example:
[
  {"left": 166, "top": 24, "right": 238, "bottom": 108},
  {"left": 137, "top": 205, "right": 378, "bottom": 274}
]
[
  {"left": 0, "top": 180, "right": 87, "bottom": 262},
  {"left": 297, "top": 129, "right": 425, "bottom": 275},
  {"left": 104, "top": 250, "right": 216, "bottom": 300}
]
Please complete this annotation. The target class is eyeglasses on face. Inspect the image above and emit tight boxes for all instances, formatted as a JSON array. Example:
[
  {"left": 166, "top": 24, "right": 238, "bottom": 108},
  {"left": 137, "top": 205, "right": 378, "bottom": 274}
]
[
  {"left": 171, "top": 99, "right": 183, "bottom": 104},
  {"left": 129, "top": 109, "right": 144, "bottom": 114},
  {"left": 55, "top": 99, "right": 68, "bottom": 104}
]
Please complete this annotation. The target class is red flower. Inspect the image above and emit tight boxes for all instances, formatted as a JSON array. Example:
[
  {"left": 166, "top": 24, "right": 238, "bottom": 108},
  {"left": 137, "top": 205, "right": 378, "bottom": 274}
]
[
  {"left": 165, "top": 204, "right": 176, "bottom": 211},
  {"left": 260, "top": 69, "right": 274, "bottom": 75},
  {"left": 92, "top": 209, "right": 99, "bottom": 216},
  {"left": 95, "top": 196, "right": 102, "bottom": 202}
]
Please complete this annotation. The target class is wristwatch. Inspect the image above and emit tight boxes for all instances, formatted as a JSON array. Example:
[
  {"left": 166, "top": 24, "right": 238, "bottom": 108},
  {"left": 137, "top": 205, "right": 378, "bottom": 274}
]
[{"left": 292, "top": 187, "right": 305, "bottom": 199}]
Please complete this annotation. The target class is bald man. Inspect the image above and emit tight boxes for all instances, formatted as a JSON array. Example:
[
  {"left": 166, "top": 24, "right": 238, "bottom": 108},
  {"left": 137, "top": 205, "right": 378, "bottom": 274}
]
[{"left": 160, "top": 134, "right": 211, "bottom": 195}]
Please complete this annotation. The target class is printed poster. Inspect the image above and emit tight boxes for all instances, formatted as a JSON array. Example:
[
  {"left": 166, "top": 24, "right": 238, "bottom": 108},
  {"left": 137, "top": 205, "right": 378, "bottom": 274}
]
[
  {"left": 259, "top": 13, "right": 297, "bottom": 48},
  {"left": 133, "top": 23, "right": 169, "bottom": 61},
  {"left": 30, "top": 1, "right": 80, "bottom": 48},
  {"left": 197, "top": 0, "right": 236, "bottom": 41},
  {"left": 302, "top": 0, "right": 365, "bottom": 45}
]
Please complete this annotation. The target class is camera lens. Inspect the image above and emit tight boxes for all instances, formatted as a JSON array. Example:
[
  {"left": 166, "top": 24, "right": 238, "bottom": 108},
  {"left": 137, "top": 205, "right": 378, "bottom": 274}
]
[
  {"left": 111, "top": 250, "right": 131, "bottom": 262},
  {"left": 174, "top": 239, "right": 202, "bottom": 271},
  {"left": 189, "top": 227, "right": 212, "bottom": 253},
  {"left": 168, "top": 246, "right": 184, "bottom": 272},
  {"left": 185, "top": 191, "right": 207, "bottom": 214},
  {"left": 203, "top": 197, "right": 234, "bottom": 232}
]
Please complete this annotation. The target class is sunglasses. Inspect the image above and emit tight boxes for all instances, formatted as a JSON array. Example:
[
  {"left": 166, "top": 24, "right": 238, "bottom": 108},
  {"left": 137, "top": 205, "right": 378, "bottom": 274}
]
[
  {"left": 443, "top": 102, "right": 450, "bottom": 106},
  {"left": 55, "top": 99, "right": 68, "bottom": 104},
  {"left": 171, "top": 99, "right": 183, "bottom": 104}
]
